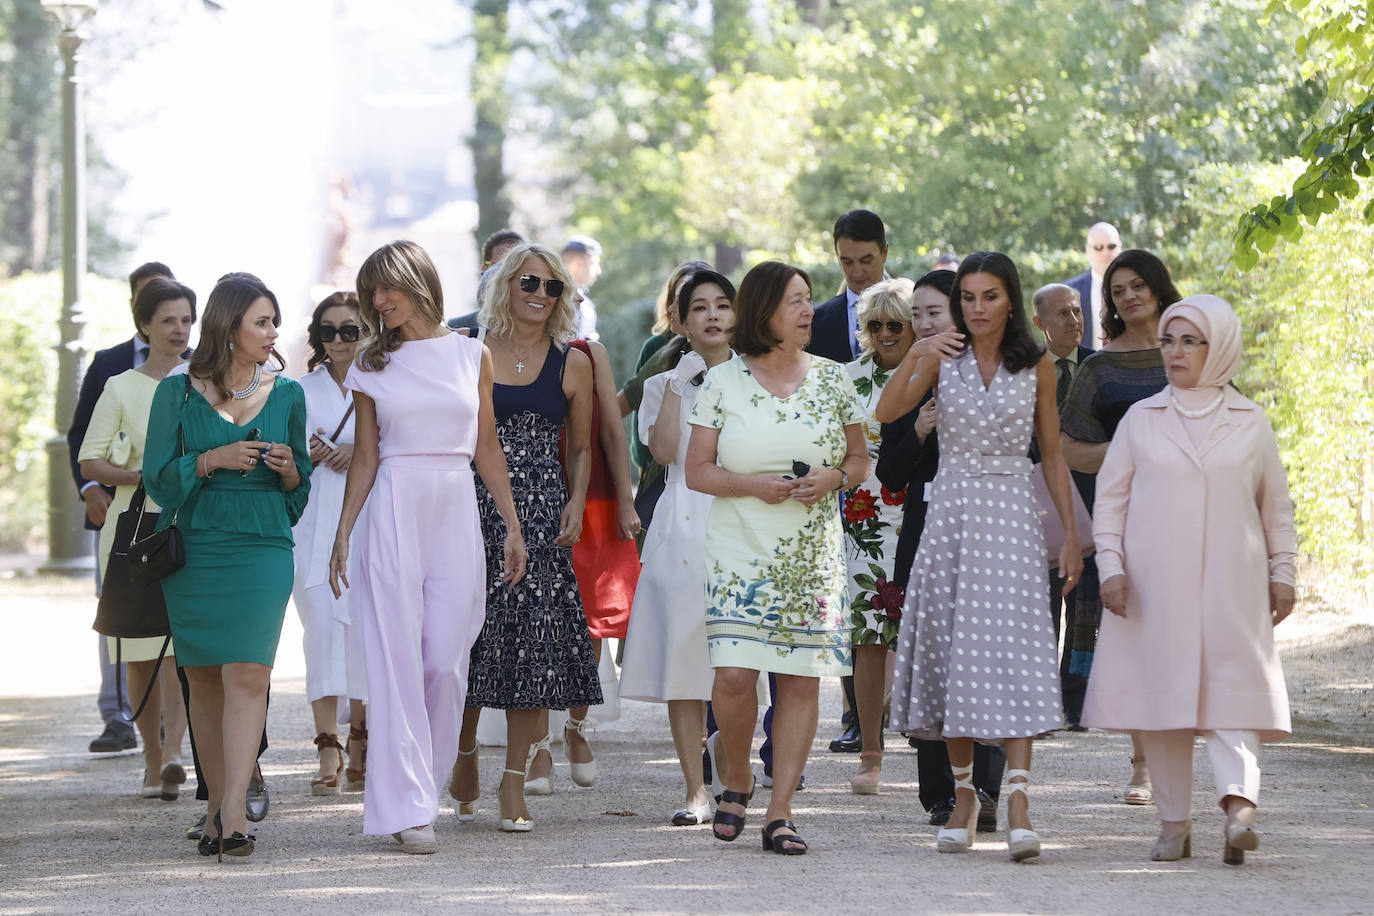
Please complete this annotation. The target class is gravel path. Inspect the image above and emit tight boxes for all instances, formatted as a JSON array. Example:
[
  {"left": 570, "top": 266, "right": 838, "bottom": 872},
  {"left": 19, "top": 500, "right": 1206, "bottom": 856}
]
[{"left": 1, "top": 575, "right": 1370, "bottom": 914}]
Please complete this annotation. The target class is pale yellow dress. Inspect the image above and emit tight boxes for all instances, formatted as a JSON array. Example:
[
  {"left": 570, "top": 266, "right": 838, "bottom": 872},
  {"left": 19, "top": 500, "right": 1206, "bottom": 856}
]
[{"left": 79, "top": 369, "right": 175, "bottom": 663}]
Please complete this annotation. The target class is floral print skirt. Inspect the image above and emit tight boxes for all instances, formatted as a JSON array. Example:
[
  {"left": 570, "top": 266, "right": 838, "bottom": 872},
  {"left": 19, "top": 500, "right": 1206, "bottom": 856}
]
[{"left": 703, "top": 493, "right": 853, "bottom": 678}]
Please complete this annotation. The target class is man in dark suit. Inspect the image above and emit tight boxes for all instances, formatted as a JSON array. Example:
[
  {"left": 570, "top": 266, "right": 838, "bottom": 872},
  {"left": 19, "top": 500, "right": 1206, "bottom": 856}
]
[
  {"left": 71, "top": 261, "right": 174, "bottom": 752},
  {"left": 807, "top": 209, "right": 889, "bottom": 365},
  {"left": 805, "top": 209, "right": 888, "bottom": 753},
  {"left": 1031, "top": 282, "right": 1094, "bottom": 729},
  {"left": 1059, "top": 221, "right": 1120, "bottom": 350}
]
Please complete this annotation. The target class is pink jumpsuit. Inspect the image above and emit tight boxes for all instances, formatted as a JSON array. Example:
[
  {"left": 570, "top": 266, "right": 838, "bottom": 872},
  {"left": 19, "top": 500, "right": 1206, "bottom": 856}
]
[{"left": 345, "top": 333, "right": 486, "bottom": 835}]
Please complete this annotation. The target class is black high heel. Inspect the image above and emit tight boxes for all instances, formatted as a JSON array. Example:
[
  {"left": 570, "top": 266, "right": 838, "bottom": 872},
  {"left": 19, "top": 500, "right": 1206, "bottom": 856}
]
[
  {"left": 712, "top": 788, "right": 750, "bottom": 842},
  {"left": 762, "top": 818, "right": 808, "bottom": 855},
  {"left": 212, "top": 809, "right": 256, "bottom": 861}
]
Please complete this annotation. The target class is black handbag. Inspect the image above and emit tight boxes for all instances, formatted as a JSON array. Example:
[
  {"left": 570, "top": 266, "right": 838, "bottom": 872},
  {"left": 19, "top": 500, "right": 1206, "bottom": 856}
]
[
  {"left": 93, "top": 483, "right": 171, "bottom": 639},
  {"left": 129, "top": 375, "right": 191, "bottom": 585}
]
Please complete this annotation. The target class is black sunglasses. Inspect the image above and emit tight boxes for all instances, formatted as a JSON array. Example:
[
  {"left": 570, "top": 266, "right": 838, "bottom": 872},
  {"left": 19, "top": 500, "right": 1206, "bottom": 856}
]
[
  {"left": 519, "top": 275, "right": 566, "bottom": 298},
  {"left": 865, "top": 320, "right": 908, "bottom": 335},
  {"left": 318, "top": 325, "right": 361, "bottom": 342}
]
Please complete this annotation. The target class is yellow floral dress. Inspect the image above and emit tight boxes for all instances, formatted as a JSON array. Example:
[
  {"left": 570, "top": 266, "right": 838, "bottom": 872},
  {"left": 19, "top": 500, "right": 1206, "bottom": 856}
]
[
  {"left": 843, "top": 353, "right": 907, "bottom": 648},
  {"left": 688, "top": 356, "right": 864, "bottom": 677}
]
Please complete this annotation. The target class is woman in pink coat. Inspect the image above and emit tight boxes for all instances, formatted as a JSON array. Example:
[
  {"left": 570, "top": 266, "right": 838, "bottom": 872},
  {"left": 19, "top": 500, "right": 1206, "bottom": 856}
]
[{"left": 1082, "top": 294, "right": 1297, "bottom": 866}]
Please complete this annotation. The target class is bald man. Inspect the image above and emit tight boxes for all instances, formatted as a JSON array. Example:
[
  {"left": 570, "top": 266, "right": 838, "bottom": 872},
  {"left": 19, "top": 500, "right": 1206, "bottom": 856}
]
[
  {"left": 1060, "top": 221, "right": 1121, "bottom": 349},
  {"left": 1032, "top": 282, "right": 1094, "bottom": 730}
]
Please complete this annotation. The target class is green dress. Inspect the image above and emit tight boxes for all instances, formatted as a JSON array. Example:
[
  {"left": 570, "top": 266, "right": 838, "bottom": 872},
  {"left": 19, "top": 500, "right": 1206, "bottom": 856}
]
[
  {"left": 688, "top": 356, "right": 864, "bottom": 677},
  {"left": 143, "top": 374, "right": 311, "bottom": 667}
]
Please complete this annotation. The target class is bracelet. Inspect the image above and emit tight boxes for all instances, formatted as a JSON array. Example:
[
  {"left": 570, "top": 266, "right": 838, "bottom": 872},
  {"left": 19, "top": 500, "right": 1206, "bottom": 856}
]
[{"left": 201, "top": 451, "right": 215, "bottom": 478}]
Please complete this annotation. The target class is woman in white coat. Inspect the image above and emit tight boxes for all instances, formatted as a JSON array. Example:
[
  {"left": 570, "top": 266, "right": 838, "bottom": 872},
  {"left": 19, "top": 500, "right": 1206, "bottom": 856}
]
[
  {"left": 620, "top": 269, "right": 741, "bottom": 826},
  {"left": 293, "top": 292, "right": 369, "bottom": 794},
  {"left": 1083, "top": 294, "right": 1297, "bottom": 866}
]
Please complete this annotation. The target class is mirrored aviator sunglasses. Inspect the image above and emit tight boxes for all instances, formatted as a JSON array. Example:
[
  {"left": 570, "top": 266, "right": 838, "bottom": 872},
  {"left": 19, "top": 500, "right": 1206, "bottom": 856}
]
[
  {"left": 519, "top": 274, "right": 566, "bottom": 298},
  {"left": 318, "top": 325, "right": 362, "bottom": 342}
]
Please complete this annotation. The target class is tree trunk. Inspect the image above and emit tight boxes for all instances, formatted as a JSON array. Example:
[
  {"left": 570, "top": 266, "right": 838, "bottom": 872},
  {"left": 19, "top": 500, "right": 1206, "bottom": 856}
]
[
  {"left": 3, "top": 5, "right": 57, "bottom": 272},
  {"left": 469, "top": 0, "right": 513, "bottom": 254}
]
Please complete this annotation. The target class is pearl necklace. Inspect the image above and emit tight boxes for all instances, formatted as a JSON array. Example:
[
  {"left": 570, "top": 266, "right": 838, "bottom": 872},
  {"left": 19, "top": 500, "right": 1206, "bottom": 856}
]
[
  {"left": 1170, "top": 388, "right": 1224, "bottom": 419},
  {"left": 231, "top": 362, "right": 263, "bottom": 400}
]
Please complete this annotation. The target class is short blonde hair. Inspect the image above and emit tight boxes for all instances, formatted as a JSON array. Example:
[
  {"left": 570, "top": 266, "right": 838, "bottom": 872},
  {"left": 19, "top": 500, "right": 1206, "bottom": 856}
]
[
  {"left": 479, "top": 243, "right": 578, "bottom": 347},
  {"left": 855, "top": 277, "right": 915, "bottom": 354}
]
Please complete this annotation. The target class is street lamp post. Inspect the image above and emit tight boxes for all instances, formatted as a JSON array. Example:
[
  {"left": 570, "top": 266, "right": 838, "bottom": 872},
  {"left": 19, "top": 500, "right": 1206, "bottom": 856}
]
[{"left": 39, "top": 0, "right": 99, "bottom": 573}]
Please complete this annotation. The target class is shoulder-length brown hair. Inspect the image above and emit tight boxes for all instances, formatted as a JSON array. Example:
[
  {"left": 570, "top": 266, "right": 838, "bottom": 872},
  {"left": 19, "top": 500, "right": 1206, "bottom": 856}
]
[
  {"left": 306, "top": 291, "right": 363, "bottom": 371},
  {"left": 355, "top": 240, "right": 445, "bottom": 372},
  {"left": 188, "top": 277, "right": 284, "bottom": 403},
  {"left": 653, "top": 260, "right": 712, "bottom": 335},
  {"left": 479, "top": 243, "right": 578, "bottom": 347},
  {"left": 1100, "top": 249, "right": 1181, "bottom": 341},
  {"left": 730, "top": 261, "right": 811, "bottom": 357}
]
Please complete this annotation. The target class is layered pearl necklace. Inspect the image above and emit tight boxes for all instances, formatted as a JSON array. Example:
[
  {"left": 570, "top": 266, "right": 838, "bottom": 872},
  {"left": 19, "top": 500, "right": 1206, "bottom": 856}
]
[
  {"left": 1169, "top": 388, "right": 1224, "bottom": 419},
  {"left": 231, "top": 362, "right": 263, "bottom": 400}
]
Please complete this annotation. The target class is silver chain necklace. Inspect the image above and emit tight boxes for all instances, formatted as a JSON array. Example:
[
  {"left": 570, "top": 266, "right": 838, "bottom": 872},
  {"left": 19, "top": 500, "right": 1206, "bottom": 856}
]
[{"left": 231, "top": 362, "right": 263, "bottom": 400}]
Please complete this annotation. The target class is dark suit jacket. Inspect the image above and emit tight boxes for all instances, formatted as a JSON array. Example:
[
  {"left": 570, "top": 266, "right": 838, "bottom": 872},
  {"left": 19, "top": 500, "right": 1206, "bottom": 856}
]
[
  {"left": 806, "top": 293, "right": 856, "bottom": 363},
  {"left": 69, "top": 339, "right": 137, "bottom": 530},
  {"left": 875, "top": 393, "right": 941, "bottom": 589},
  {"left": 447, "top": 311, "right": 480, "bottom": 331},
  {"left": 1062, "top": 271, "right": 1098, "bottom": 350}
]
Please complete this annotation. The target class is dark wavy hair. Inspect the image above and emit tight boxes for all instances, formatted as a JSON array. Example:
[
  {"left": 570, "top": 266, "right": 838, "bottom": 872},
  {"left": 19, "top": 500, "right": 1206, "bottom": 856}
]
[
  {"left": 949, "top": 251, "right": 1044, "bottom": 374},
  {"left": 730, "top": 261, "right": 812, "bottom": 357},
  {"left": 1100, "top": 249, "right": 1182, "bottom": 342},
  {"left": 676, "top": 269, "right": 737, "bottom": 324},
  {"left": 306, "top": 291, "right": 364, "bottom": 371},
  {"left": 188, "top": 277, "right": 284, "bottom": 403}
]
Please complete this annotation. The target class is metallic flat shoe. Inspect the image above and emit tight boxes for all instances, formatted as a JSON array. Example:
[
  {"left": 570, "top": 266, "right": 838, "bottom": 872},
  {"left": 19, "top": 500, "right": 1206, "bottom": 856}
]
[
  {"left": 186, "top": 815, "right": 206, "bottom": 841},
  {"left": 245, "top": 768, "right": 270, "bottom": 823}
]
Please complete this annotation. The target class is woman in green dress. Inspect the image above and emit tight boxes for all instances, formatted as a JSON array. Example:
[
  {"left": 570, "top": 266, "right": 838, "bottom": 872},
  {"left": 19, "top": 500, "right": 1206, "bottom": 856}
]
[
  {"left": 685, "top": 260, "right": 869, "bottom": 855},
  {"left": 144, "top": 277, "right": 311, "bottom": 860}
]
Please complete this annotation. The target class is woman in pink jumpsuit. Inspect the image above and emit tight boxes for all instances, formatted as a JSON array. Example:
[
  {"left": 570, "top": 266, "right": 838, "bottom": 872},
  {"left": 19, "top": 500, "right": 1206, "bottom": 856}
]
[{"left": 330, "top": 240, "right": 527, "bottom": 854}]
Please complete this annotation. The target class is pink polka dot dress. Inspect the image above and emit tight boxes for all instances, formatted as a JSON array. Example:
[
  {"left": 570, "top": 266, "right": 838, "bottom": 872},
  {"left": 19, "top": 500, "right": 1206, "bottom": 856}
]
[{"left": 890, "top": 352, "right": 1064, "bottom": 742}]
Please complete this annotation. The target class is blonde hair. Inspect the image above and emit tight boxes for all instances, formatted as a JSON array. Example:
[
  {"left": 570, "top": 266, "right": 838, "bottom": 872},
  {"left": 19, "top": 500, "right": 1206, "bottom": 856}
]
[
  {"left": 479, "top": 243, "right": 578, "bottom": 347},
  {"left": 354, "top": 240, "right": 445, "bottom": 372},
  {"left": 855, "top": 277, "right": 915, "bottom": 355}
]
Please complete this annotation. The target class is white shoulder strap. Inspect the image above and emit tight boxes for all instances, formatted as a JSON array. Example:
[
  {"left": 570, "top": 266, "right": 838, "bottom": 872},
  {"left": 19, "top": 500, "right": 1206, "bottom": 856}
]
[{"left": 477, "top": 326, "right": 489, "bottom": 343}]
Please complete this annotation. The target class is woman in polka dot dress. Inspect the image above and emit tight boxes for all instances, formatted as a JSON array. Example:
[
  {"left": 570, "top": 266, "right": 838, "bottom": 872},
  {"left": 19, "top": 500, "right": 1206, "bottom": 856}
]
[{"left": 875, "top": 251, "right": 1084, "bottom": 861}]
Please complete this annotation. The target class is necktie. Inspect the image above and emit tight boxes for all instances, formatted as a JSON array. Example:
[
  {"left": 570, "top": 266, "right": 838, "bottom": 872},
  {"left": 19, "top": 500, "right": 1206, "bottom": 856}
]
[{"left": 1056, "top": 357, "right": 1073, "bottom": 407}]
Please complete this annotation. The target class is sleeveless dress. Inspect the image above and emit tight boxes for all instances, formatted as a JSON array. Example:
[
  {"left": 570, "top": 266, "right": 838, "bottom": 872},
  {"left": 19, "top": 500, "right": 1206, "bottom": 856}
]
[
  {"left": 565, "top": 339, "right": 640, "bottom": 639},
  {"left": 467, "top": 341, "right": 604, "bottom": 710},
  {"left": 890, "top": 352, "right": 1064, "bottom": 741}
]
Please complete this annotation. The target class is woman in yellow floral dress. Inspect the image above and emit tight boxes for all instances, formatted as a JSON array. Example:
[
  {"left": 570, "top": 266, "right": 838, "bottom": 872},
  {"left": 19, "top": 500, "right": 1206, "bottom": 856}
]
[
  {"left": 841, "top": 278, "right": 918, "bottom": 795},
  {"left": 685, "top": 260, "right": 868, "bottom": 855}
]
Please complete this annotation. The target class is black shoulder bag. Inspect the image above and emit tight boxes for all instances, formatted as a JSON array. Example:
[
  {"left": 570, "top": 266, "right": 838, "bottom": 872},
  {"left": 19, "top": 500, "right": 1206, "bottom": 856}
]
[{"left": 129, "top": 375, "right": 190, "bottom": 586}]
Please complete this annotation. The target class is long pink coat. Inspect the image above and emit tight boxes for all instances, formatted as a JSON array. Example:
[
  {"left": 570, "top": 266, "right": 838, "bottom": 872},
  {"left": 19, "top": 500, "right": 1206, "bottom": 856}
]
[{"left": 1081, "top": 388, "right": 1296, "bottom": 742}]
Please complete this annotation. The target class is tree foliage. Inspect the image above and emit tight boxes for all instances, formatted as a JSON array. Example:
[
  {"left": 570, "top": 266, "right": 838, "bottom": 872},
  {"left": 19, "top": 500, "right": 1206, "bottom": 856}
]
[{"left": 1234, "top": 0, "right": 1374, "bottom": 268}]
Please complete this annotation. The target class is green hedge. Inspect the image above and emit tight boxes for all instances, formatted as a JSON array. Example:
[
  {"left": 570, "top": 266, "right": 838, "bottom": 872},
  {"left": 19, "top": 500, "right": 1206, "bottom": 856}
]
[{"left": 0, "top": 273, "right": 132, "bottom": 551}]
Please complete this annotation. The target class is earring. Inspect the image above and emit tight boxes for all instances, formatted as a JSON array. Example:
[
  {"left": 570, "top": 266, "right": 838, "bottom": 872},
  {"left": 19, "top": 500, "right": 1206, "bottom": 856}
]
[{"left": 229, "top": 342, "right": 236, "bottom": 351}]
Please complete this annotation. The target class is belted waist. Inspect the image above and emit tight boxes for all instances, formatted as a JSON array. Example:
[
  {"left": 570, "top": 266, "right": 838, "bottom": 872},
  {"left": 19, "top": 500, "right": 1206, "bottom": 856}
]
[
  {"left": 202, "top": 475, "right": 282, "bottom": 492},
  {"left": 381, "top": 454, "right": 474, "bottom": 471},
  {"left": 943, "top": 452, "right": 1032, "bottom": 477}
]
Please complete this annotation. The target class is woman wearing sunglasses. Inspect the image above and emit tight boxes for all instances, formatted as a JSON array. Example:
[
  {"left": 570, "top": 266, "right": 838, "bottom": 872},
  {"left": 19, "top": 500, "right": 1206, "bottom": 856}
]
[
  {"left": 449, "top": 243, "right": 601, "bottom": 834},
  {"left": 839, "top": 278, "right": 918, "bottom": 795},
  {"left": 291, "top": 292, "right": 370, "bottom": 796}
]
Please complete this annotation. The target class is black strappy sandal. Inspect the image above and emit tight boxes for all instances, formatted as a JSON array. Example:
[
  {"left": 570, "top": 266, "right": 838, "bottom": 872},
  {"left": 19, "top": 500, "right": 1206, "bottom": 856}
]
[
  {"left": 712, "top": 788, "right": 750, "bottom": 841},
  {"left": 762, "top": 818, "right": 808, "bottom": 855}
]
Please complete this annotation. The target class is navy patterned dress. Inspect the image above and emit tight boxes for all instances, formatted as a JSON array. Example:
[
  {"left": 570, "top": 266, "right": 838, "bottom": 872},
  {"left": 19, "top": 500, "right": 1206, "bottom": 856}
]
[{"left": 467, "top": 341, "right": 603, "bottom": 710}]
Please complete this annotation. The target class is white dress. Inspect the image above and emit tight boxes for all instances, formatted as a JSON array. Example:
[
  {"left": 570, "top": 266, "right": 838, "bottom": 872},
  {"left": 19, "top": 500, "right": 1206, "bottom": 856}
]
[
  {"left": 620, "top": 371, "right": 715, "bottom": 701},
  {"left": 291, "top": 365, "right": 367, "bottom": 703}
]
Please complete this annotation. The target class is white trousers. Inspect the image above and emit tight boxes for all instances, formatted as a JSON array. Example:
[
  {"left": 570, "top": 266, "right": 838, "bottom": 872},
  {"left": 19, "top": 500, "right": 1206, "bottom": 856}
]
[
  {"left": 1138, "top": 728, "right": 1262, "bottom": 822},
  {"left": 357, "top": 459, "right": 486, "bottom": 835},
  {"left": 294, "top": 582, "right": 368, "bottom": 704}
]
